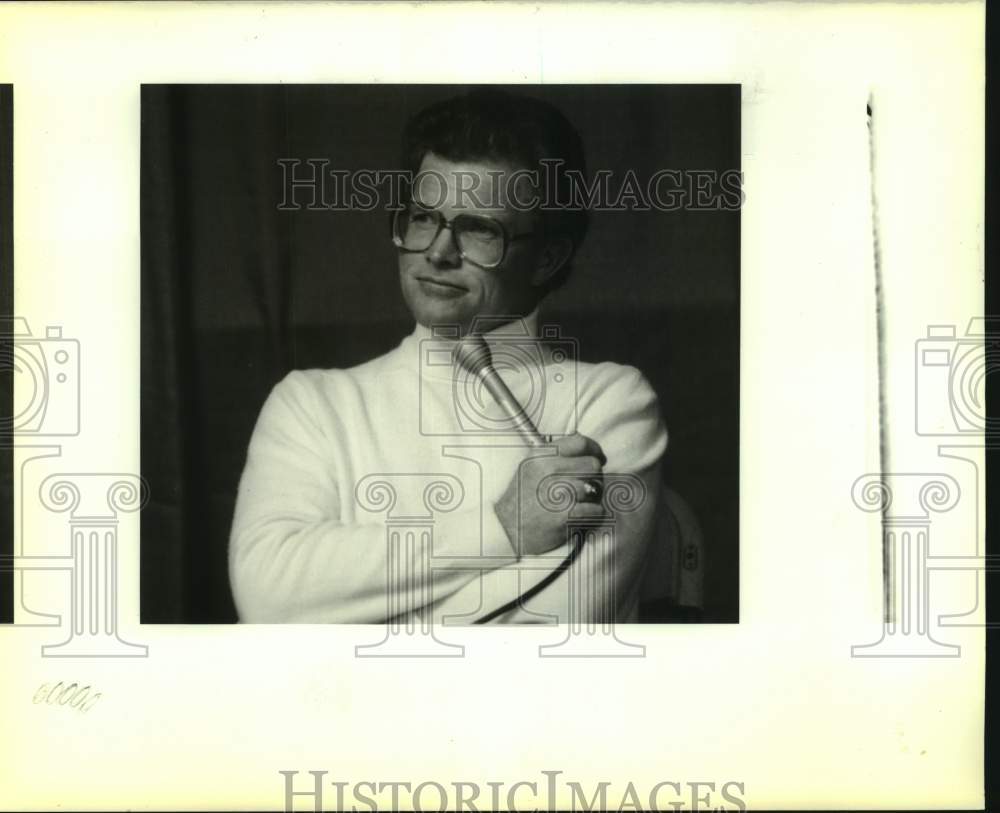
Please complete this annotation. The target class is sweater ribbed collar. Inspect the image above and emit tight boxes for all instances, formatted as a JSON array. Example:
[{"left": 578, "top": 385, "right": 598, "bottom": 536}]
[{"left": 405, "top": 310, "right": 542, "bottom": 383}]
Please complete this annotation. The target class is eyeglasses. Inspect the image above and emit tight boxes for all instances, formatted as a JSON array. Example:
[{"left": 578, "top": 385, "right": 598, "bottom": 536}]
[{"left": 391, "top": 204, "right": 537, "bottom": 269}]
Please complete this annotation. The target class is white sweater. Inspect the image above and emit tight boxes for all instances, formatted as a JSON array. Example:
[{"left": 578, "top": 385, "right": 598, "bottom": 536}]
[{"left": 229, "top": 314, "right": 668, "bottom": 624}]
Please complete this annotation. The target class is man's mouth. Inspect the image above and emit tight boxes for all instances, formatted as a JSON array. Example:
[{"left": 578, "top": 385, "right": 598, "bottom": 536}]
[{"left": 415, "top": 276, "right": 468, "bottom": 295}]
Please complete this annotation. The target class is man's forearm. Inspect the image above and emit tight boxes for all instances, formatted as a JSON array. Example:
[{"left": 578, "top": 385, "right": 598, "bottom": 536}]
[{"left": 230, "top": 504, "right": 519, "bottom": 623}]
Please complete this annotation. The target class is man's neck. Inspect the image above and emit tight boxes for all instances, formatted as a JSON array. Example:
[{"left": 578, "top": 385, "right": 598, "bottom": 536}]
[
  {"left": 411, "top": 309, "right": 542, "bottom": 344},
  {"left": 408, "top": 308, "right": 552, "bottom": 383}
]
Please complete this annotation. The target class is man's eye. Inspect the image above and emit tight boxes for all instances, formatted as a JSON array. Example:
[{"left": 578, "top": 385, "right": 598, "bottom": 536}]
[
  {"left": 462, "top": 222, "right": 500, "bottom": 241},
  {"left": 410, "top": 211, "right": 436, "bottom": 225}
]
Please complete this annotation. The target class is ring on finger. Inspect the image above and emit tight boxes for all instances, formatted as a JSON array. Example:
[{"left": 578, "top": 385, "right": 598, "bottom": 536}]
[{"left": 580, "top": 477, "right": 603, "bottom": 503}]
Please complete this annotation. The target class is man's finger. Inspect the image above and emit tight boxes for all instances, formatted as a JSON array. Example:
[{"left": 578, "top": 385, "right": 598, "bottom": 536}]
[
  {"left": 541, "top": 455, "right": 601, "bottom": 475},
  {"left": 571, "top": 500, "right": 607, "bottom": 521},
  {"left": 554, "top": 432, "right": 607, "bottom": 465},
  {"left": 578, "top": 475, "right": 604, "bottom": 504}
]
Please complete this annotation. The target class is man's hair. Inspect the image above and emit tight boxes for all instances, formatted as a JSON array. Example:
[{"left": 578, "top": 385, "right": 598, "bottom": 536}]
[{"left": 401, "top": 88, "right": 589, "bottom": 294}]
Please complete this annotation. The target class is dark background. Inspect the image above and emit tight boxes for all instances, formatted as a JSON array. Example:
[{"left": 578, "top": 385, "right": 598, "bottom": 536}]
[
  {"left": 140, "top": 84, "right": 740, "bottom": 623},
  {"left": 985, "top": 5, "right": 997, "bottom": 809},
  {"left": 1, "top": 85, "right": 12, "bottom": 622}
]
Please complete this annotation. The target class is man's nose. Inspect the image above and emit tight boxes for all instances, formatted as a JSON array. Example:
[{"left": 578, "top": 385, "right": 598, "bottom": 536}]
[{"left": 425, "top": 225, "right": 461, "bottom": 267}]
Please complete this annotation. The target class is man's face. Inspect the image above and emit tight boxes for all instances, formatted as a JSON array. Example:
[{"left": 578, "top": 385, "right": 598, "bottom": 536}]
[{"left": 398, "top": 153, "right": 556, "bottom": 335}]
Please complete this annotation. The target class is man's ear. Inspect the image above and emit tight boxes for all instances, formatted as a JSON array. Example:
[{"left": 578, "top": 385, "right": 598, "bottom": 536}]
[{"left": 530, "top": 236, "right": 574, "bottom": 288}]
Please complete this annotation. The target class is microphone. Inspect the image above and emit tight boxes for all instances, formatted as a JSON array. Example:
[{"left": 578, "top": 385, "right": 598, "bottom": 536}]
[
  {"left": 452, "top": 334, "right": 547, "bottom": 447},
  {"left": 455, "top": 333, "right": 601, "bottom": 625},
  {"left": 453, "top": 332, "right": 603, "bottom": 504}
]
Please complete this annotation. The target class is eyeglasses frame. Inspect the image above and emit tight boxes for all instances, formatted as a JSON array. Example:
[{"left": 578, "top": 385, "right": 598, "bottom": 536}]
[{"left": 390, "top": 204, "right": 539, "bottom": 270}]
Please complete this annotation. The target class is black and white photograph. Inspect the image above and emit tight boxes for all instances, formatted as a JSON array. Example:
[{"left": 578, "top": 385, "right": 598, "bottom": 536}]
[
  {"left": 140, "top": 84, "right": 741, "bottom": 625},
  {"left": 0, "top": 3, "right": 987, "bottom": 811}
]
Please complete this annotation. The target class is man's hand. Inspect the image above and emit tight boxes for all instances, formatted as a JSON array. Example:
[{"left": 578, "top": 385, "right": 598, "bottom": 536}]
[{"left": 493, "top": 432, "right": 607, "bottom": 556}]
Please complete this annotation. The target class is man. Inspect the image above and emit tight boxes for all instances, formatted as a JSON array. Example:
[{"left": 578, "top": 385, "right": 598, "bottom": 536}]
[{"left": 229, "top": 89, "right": 667, "bottom": 624}]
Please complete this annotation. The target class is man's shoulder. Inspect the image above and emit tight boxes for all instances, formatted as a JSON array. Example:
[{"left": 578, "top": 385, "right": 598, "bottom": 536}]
[
  {"left": 572, "top": 359, "right": 667, "bottom": 471},
  {"left": 575, "top": 359, "right": 658, "bottom": 401},
  {"left": 263, "top": 342, "right": 409, "bottom": 416},
  {"left": 278, "top": 342, "right": 408, "bottom": 390}
]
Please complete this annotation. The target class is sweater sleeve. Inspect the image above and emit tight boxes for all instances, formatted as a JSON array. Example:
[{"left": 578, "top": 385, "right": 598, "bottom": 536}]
[
  {"left": 228, "top": 371, "right": 519, "bottom": 623},
  {"left": 578, "top": 363, "right": 667, "bottom": 476},
  {"left": 442, "top": 362, "right": 669, "bottom": 624},
  {"left": 500, "top": 363, "right": 668, "bottom": 622}
]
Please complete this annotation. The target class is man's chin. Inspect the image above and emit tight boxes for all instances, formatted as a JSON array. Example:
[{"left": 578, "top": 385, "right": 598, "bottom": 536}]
[{"left": 410, "top": 299, "right": 476, "bottom": 333}]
